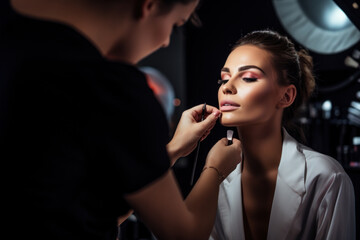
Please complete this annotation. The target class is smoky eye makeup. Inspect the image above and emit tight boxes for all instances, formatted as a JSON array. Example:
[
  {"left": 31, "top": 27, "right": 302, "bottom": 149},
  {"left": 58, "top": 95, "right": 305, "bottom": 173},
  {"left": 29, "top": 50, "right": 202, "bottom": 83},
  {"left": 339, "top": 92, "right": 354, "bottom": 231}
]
[
  {"left": 242, "top": 77, "right": 258, "bottom": 82},
  {"left": 217, "top": 77, "right": 258, "bottom": 85}
]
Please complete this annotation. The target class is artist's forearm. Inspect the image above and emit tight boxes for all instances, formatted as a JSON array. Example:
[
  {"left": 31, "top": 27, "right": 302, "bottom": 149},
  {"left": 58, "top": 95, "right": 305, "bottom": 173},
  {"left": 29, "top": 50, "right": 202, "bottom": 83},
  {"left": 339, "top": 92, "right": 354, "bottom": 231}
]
[
  {"left": 184, "top": 168, "right": 221, "bottom": 239},
  {"left": 166, "top": 141, "right": 181, "bottom": 166},
  {"left": 124, "top": 171, "right": 219, "bottom": 240}
]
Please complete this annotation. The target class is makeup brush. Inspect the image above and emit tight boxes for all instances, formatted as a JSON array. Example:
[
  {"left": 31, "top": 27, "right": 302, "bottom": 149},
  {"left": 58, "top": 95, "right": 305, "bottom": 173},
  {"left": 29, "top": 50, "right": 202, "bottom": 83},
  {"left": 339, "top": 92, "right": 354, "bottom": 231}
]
[
  {"left": 227, "top": 130, "right": 234, "bottom": 145},
  {"left": 345, "top": 56, "right": 359, "bottom": 69}
]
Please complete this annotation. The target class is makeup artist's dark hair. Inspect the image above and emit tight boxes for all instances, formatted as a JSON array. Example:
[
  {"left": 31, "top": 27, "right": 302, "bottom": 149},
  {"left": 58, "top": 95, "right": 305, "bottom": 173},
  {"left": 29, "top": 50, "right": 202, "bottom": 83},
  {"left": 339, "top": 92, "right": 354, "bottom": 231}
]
[{"left": 233, "top": 30, "right": 316, "bottom": 142}]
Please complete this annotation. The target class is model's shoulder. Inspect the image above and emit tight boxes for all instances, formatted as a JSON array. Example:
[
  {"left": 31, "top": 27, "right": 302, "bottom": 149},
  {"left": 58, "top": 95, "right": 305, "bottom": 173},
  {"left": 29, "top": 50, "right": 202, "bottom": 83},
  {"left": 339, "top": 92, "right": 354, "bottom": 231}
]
[{"left": 300, "top": 145, "right": 350, "bottom": 181}]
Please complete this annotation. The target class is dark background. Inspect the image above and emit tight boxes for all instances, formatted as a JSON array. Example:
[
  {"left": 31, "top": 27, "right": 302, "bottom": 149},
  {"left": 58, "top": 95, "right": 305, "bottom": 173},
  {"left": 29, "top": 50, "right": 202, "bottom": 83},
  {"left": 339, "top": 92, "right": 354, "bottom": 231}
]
[{"left": 2, "top": 0, "right": 359, "bottom": 239}]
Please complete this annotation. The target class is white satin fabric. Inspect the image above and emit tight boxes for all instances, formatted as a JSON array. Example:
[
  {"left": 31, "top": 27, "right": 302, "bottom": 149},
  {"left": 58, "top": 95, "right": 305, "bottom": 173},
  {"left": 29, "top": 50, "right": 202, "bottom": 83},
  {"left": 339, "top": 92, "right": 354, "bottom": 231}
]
[{"left": 210, "top": 129, "right": 355, "bottom": 240}]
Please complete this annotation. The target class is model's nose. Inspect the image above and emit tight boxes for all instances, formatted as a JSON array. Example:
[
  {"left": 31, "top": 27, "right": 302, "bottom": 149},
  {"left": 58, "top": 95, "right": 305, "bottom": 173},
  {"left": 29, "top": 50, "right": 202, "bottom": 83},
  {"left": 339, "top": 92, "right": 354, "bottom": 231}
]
[{"left": 221, "top": 79, "right": 237, "bottom": 95}]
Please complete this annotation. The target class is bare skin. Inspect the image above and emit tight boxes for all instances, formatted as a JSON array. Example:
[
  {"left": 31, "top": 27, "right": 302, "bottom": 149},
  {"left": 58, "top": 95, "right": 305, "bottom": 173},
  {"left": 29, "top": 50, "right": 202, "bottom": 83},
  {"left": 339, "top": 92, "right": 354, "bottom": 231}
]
[{"left": 240, "top": 125, "right": 282, "bottom": 240}]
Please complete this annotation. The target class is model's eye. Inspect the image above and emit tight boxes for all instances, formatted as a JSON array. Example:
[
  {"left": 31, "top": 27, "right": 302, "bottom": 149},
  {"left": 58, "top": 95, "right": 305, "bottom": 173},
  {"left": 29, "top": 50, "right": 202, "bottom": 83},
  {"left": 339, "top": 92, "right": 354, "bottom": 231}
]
[
  {"left": 243, "top": 77, "right": 257, "bottom": 82},
  {"left": 218, "top": 79, "right": 229, "bottom": 85}
]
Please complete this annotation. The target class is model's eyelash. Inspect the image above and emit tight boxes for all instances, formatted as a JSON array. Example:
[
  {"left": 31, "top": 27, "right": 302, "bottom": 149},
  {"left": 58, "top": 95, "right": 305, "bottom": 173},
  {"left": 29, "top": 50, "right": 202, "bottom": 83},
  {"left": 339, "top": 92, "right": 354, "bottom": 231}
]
[
  {"left": 243, "top": 77, "right": 258, "bottom": 82},
  {"left": 218, "top": 79, "right": 229, "bottom": 85},
  {"left": 218, "top": 78, "right": 257, "bottom": 85}
]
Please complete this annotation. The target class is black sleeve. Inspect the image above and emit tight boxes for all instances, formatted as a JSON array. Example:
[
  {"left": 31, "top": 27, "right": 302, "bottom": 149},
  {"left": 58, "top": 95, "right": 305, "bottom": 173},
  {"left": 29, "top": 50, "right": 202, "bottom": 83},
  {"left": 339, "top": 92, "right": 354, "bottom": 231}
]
[{"left": 84, "top": 63, "right": 171, "bottom": 194}]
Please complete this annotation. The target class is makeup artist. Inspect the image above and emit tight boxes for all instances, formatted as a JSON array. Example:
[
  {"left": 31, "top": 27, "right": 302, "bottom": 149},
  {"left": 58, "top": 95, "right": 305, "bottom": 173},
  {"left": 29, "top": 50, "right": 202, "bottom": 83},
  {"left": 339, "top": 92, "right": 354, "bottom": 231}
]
[
  {"left": 210, "top": 30, "right": 355, "bottom": 240},
  {"left": 0, "top": 0, "right": 242, "bottom": 239}
]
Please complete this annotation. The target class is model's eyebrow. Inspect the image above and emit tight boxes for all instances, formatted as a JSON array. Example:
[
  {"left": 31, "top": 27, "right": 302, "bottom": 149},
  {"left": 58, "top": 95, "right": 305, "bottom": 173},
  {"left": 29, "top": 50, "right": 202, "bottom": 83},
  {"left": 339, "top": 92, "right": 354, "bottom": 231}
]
[{"left": 221, "top": 65, "right": 266, "bottom": 75}]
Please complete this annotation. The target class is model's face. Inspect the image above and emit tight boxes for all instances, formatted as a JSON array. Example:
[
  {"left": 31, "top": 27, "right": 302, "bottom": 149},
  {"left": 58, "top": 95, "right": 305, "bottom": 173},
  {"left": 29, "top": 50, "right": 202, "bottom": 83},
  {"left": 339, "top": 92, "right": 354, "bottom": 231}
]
[
  {"left": 135, "top": 0, "right": 199, "bottom": 62},
  {"left": 218, "top": 45, "right": 285, "bottom": 127}
]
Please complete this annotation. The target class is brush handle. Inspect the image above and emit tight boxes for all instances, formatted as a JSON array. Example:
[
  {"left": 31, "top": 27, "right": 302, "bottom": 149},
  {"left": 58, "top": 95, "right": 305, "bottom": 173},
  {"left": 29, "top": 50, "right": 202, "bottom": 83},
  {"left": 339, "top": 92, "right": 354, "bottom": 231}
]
[{"left": 190, "top": 103, "right": 207, "bottom": 186}]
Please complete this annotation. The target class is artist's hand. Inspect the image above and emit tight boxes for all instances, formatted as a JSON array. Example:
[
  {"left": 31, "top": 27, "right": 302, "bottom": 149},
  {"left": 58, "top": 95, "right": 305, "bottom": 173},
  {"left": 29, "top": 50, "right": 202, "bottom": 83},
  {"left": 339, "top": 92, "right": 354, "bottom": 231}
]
[
  {"left": 204, "top": 138, "right": 242, "bottom": 179},
  {"left": 167, "top": 104, "right": 221, "bottom": 165}
]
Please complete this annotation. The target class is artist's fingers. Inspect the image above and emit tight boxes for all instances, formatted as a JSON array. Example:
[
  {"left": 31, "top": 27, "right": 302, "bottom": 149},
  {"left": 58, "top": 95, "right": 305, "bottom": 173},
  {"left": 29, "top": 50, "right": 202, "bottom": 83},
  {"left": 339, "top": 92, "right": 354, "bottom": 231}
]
[
  {"left": 200, "top": 129, "right": 211, "bottom": 141},
  {"left": 191, "top": 104, "right": 220, "bottom": 121},
  {"left": 199, "top": 117, "right": 219, "bottom": 141},
  {"left": 199, "top": 109, "right": 221, "bottom": 128}
]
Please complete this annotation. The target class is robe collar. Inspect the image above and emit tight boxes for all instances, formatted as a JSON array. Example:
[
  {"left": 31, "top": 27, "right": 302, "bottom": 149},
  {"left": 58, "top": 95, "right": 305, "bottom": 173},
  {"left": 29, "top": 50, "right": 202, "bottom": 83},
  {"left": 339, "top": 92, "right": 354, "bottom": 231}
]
[{"left": 221, "top": 128, "right": 306, "bottom": 239}]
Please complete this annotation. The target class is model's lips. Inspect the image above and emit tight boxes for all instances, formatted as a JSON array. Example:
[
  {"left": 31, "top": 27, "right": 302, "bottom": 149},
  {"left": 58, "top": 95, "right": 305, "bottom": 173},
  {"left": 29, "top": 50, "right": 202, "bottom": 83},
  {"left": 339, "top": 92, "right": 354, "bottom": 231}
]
[{"left": 220, "top": 101, "right": 240, "bottom": 112}]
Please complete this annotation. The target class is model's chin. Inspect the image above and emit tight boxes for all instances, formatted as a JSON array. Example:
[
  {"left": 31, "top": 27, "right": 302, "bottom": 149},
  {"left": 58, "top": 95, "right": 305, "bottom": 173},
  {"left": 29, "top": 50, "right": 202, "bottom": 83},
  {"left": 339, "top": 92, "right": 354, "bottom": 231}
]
[{"left": 219, "top": 114, "right": 238, "bottom": 127}]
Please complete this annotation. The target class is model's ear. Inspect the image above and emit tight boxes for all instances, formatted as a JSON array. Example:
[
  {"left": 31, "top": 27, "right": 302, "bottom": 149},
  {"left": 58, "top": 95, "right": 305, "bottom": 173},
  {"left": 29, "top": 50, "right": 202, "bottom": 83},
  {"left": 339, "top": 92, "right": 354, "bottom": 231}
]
[
  {"left": 135, "top": 0, "right": 157, "bottom": 19},
  {"left": 277, "top": 84, "right": 296, "bottom": 109}
]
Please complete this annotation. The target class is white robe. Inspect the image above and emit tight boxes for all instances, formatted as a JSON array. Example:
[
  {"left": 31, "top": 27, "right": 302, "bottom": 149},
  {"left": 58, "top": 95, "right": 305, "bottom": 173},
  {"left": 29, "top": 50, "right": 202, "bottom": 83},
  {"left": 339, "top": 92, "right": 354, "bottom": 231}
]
[{"left": 210, "top": 129, "right": 356, "bottom": 240}]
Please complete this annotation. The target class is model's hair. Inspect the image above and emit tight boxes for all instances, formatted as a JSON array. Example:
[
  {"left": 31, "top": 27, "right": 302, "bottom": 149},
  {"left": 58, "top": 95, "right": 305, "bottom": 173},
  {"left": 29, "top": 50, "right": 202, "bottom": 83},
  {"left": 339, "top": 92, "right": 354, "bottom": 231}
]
[{"left": 233, "top": 30, "right": 315, "bottom": 142}]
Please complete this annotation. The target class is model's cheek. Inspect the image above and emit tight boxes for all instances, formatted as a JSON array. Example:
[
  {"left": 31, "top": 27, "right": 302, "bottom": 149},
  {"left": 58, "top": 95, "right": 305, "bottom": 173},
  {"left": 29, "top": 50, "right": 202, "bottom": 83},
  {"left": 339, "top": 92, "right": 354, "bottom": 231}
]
[
  {"left": 220, "top": 111, "right": 239, "bottom": 126},
  {"left": 240, "top": 86, "right": 277, "bottom": 117}
]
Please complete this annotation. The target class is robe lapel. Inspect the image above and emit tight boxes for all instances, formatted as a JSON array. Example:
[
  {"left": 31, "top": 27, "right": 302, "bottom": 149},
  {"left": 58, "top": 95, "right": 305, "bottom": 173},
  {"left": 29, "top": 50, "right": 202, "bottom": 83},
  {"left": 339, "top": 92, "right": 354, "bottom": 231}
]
[
  {"left": 219, "top": 129, "right": 306, "bottom": 240},
  {"left": 221, "top": 164, "right": 246, "bottom": 240},
  {"left": 267, "top": 129, "right": 306, "bottom": 240}
]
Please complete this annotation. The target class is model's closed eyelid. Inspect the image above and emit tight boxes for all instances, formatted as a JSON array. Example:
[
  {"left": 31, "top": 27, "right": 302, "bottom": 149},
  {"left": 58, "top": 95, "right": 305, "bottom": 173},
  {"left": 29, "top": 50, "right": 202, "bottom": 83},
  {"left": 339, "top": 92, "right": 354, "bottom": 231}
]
[
  {"left": 242, "top": 77, "right": 258, "bottom": 82},
  {"left": 221, "top": 73, "right": 230, "bottom": 79},
  {"left": 219, "top": 67, "right": 260, "bottom": 85},
  {"left": 218, "top": 73, "right": 258, "bottom": 85},
  {"left": 241, "top": 71, "right": 259, "bottom": 80},
  {"left": 218, "top": 77, "right": 257, "bottom": 85},
  {"left": 220, "top": 71, "right": 230, "bottom": 81}
]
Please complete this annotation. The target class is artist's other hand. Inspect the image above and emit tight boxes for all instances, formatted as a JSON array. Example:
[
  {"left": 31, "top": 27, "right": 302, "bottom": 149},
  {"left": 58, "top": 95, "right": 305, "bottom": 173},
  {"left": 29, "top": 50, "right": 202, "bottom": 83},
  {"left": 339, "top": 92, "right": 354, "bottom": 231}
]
[
  {"left": 167, "top": 104, "right": 221, "bottom": 165},
  {"left": 205, "top": 138, "right": 242, "bottom": 179}
]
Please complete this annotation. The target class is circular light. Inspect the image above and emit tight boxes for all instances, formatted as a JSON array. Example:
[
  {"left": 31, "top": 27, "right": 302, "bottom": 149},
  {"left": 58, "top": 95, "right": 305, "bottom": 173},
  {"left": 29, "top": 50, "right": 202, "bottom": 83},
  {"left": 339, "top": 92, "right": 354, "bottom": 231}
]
[
  {"left": 325, "top": 4, "right": 352, "bottom": 30},
  {"left": 273, "top": 0, "right": 360, "bottom": 54},
  {"left": 298, "top": 0, "right": 352, "bottom": 31}
]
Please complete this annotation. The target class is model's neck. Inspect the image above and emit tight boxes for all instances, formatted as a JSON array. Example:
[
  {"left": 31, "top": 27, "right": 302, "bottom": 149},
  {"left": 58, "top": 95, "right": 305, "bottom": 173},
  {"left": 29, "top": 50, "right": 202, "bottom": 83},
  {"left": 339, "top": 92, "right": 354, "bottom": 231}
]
[
  {"left": 11, "top": 0, "right": 135, "bottom": 62},
  {"left": 238, "top": 122, "right": 283, "bottom": 175}
]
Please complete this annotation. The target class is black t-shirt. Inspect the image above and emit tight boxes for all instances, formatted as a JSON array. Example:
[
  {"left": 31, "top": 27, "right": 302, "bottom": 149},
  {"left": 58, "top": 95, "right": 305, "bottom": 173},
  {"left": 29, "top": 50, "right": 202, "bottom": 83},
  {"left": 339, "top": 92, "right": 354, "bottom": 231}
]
[{"left": 1, "top": 11, "right": 170, "bottom": 240}]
